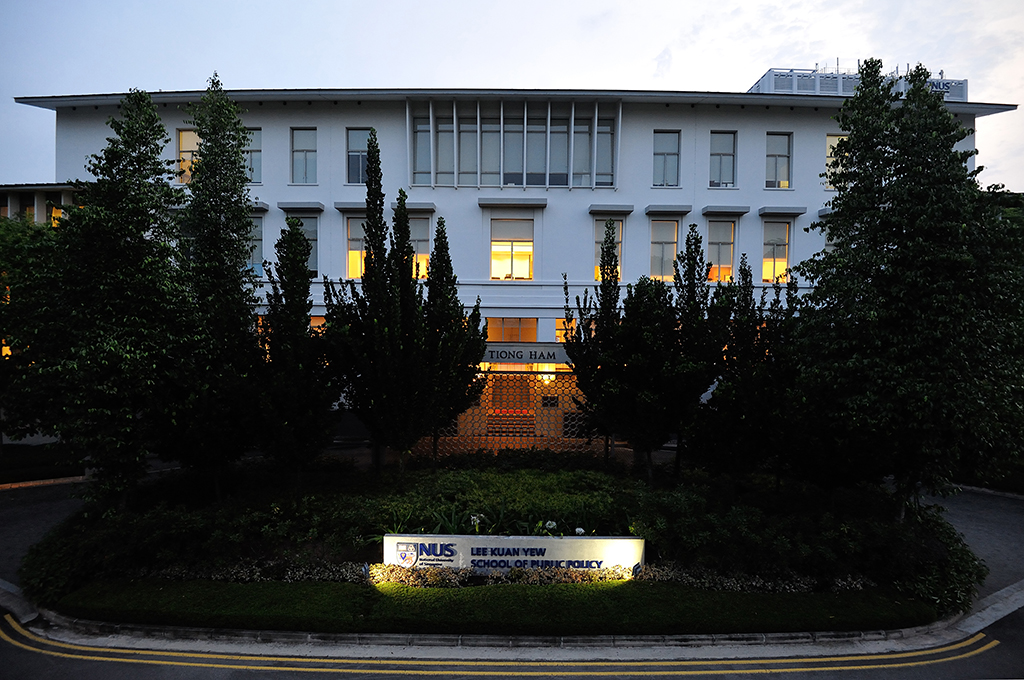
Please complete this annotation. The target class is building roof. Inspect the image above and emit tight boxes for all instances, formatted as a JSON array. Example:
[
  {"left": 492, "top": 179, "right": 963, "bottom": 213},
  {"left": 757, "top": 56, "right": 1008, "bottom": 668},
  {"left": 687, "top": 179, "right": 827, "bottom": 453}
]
[{"left": 15, "top": 87, "right": 1016, "bottom": 118}]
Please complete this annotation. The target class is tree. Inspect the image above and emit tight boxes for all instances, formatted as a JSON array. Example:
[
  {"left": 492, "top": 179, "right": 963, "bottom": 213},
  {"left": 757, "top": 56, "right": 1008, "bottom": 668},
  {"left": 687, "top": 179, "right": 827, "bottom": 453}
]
[
  {"left": 562, "top": 218, "right": 623, "bottom": 460},
  {"left": 670, "top": 224, "right": 720, "bottom": 474},
  {"left": 794, "top": 59, "right": 1024, "bottom": 505},
  {"left": 323, "top": 129, "right": 429, "bottom": 471},
  {"left": 614, "top": 275, "right": 681, "bottom": 479},
  {"left": 168, "top": 74, "right": 262, "bottom": 488},
  {"left": 259, "top": 217, "right": 336, "bottom": 480},
  {"left": 422, "top": 217, "right": 487, "bottom": 461},
  {"left": 699, "top": 256, "right": 799, "bottom": 479},
  {"left": 2, "top": 90, "right": 184, "bottom": 504}
]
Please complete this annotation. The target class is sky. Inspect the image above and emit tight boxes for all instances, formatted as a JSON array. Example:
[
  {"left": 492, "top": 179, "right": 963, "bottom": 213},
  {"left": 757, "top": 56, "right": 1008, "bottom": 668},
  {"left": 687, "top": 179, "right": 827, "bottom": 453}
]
[{"left": 2, "top": 0, "right": 1022, "bottom": 191}]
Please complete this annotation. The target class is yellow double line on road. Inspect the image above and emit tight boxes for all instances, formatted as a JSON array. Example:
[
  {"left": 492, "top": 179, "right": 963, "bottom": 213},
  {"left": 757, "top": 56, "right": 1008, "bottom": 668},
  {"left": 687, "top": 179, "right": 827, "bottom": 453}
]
[{"left": 1, "top": 613, "right": 999, "bottom": 676}]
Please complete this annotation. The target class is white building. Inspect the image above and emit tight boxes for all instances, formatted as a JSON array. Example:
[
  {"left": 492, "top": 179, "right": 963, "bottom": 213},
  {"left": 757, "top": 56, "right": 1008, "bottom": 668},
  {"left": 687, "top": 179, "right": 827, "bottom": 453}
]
[{"left": 4, "top": 69, "right": 1015, "bottom": 449}]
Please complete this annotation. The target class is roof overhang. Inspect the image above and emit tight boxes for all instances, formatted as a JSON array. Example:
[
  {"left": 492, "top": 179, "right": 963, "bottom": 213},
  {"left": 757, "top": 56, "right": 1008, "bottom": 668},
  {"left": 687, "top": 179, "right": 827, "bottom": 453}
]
[{"left": 16, "top": 88, "right": 1015, "bottom": 119}]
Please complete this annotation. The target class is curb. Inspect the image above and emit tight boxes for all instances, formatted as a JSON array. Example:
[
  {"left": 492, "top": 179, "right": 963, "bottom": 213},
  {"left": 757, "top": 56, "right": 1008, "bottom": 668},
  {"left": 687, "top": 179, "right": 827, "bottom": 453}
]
[{"left": 35, "top": 606, "right": 963, "bottom": 650}]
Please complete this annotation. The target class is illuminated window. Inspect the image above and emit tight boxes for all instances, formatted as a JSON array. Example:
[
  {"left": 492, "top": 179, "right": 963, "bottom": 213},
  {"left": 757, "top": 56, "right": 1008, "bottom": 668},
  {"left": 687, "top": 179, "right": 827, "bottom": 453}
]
[
  {"left": 708, "top": 220, "right": 734, "bottom": 282},
  {"left": 555, "top": 318, "right": 575, "bottom": 343},
  {"left": 291, "top": 128, "right": 317, "bottom": 184},
  {"left": 763, "top": 221, "right": 790, "bottom": 283},
  {"left": 410, "top": 216, "right": 430, "bottom": 279},
  {"left": 46, "top": 192, "right": 62, "bottom": 227},
  {"left": 650, "top": 220, "right": 678, "bottom": 282},
  {"left": 594, "top": 218, "right": 623, "bottom": 281},
  {"left": 490, "top": 219, "right": 533, "bottom": 280},
  {"left": 178, "top": 129, "right": 200, "bottom": 183},
  {"left": 653, "top": 131, "right": 680, "bottom": 187},
  {"left": 486, "top": 318, "right": 537, "bottom": 342},
  {"left": 710, "top": 131, "right": 736, "bottom": 187},
  {"left": 347, "top": 129, "right": 369, "bottom": 184},
  {"left": 244, "top": 129, "right": 261, "bottom": 183},
  {"left": 347, "top": 216, "right": 365, "bottom": 279},
  {"left": 248, "top": 216, "right": 263, "bottom": 276},
  {"left": 826, "top": 134, "right": 847, "bottom": 190},
  {"left": 765, "top": 133, "right": 791, "bottom": 188},
  {"left": 291, "top": 215, "right": 318, "bottom": 277}
]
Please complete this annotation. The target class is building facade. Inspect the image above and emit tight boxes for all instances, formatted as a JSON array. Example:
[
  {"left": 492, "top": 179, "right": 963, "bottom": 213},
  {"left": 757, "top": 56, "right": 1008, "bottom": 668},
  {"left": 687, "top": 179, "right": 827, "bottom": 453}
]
[{"left": 6, "top": 69, "right": 1014, "bottom": 450}]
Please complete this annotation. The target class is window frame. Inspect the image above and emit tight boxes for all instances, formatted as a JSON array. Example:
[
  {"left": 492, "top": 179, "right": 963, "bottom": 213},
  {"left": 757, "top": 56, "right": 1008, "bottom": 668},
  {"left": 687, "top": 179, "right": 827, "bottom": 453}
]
[
  {"left": 709, "top": 131, "right": 737, "bottom": 188},
  {"left": 649, "top": 219, "right": 679, "bottom": 282},
  {"left": 243, "top": 128, "right": 262, "bottom": 184},
  {"left": 177, "top": 129, "right": 200, "bottom": 184},
  {"left": 765, "top": 132, "right": 791, "bottom": 189},
  {"left": 291, "top": 128, "right": 317, "bottom": 184},
  {"left": 762, "top": 220, "right": 790, "bottom": 283},
  {"left": 490, "top": 218, "right": 534, "bottom": 281},
  {"left": 707, "top": 220, "right": 736, "bottom": 283},
  {"left": 653, "top": 130, "right": 680, "bottom": 187},
  {"left": 248, "top": 215, "right": 264, "bottom": 277},
  {"left": 289, "top": 214, "right": 319, "bottom": 277},
  {"left": 346, "top": 128, "right": 370, "bottom": 184},
  {"left": 593, "top": 217, "right": 624, "bottom": 282}
]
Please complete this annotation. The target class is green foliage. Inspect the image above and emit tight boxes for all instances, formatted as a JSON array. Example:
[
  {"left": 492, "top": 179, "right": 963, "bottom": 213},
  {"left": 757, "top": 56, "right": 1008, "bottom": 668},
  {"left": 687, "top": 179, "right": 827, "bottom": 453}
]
[
  {"left": 168, "top": 73, "right": 262, "bottom": 480},
  {"left": 1, "top": 90, "right": 185, "bottom": 504},
  {"left": 325, "top": 130, "right": 482, "bottom": 470},
  {"left": 20, "top": 461, "right": 985, "bottom": 616},
  {"left": 614, "top": 276, "right": 681, "bottom": 474},
  {"left": 422, "top": 217, "right": 487, "bottom": 459},
  {"left": 562, "top": 218, "right": 623, "bottom": 446},
  {"left": 260, "top": 217, "right": 336, "bottom": 475},
  {"left": 794, "top": 59, "right": 1024, "bottom": 499}
]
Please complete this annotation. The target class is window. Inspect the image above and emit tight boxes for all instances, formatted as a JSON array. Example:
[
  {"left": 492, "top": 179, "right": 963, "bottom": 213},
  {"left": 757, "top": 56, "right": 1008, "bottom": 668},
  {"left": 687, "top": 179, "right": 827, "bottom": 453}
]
[
  {"left": 595, "top": 118, "right": 615, "bottom": 186},
  {"left": 765, "top": 133, "right": 790, "bottom": 188},
  {"left": 291, "top": 128, "right": 316, "bottom": 184},
  {"left": 244, "top": 129, "right": 261, "bottom": 183},
  {"left": 178, "top": 129, "right": 200, "bottom": 183},
  {"left": 436, "top": 117, "right": 455, "bottom": 185},
  {"left": 490, "top": 219, "right": 533, "bottom": 280},
  {"left": 709, "top": 132, "right": 736, "bottom": 187},
  {"left": 650, "top": 220, "right": 678, "bottom": 281},
  {"left": 347, "top": 216, "right": 365, "bottom": 279},
  {"left": 486, "top": 318, "right": 537, "bottom": 342},
  {"left": 248, "top": 216, "right": 263, "bottom": 276},
  {"left": 410, "top": 216, "right": 430, "bottom": 279},
  {"left": 412, "top": 117, "right": 431, "bottom": 185},
  {"left": 555, "top": 318, "right": 575, "bottom": 343},
  {"left": 826, "top": 134, "right": 847, "bottom": 189},
  {"left": 410, "top": 100, "right": 615, "bottom": 188},
  {"left": 503, "top": 107, "right": 524, "bottom": 186},
  {"left": 347, "top": 129, "right": 370, "bottom": 184},
  {"left": 653, "top": 131, "right": 680, "bottom": 187},
  {"left": 708, "top": 220, "right": 735, "bottom": 282},
  {"left": 594, "top": 218, "right": 623, "bottom": 281},
  {"left": 458, "top": 117, "right": 478, "bottom": 185},
  {"left": 763, "top": 221, "right": 790, "bottom": 282},
  {"left": 291, "top": 215, "right": 318, "bottom": 277}
]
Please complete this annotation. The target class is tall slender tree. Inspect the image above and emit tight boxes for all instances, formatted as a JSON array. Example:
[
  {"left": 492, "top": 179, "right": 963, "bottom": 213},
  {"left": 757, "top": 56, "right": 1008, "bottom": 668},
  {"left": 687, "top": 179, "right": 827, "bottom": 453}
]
[
  {"left": 562, "top": 218, "right": 623, "bottom": 459},
  {"left": 2, "top": 90, "right": 184, "bottom": 504},
  {"left": 168, "top": 74, "right": 261, "bottom": 489},
  {"left": 422, "top": 217, "right": 487, "bottom": 460},
  {"left": 260, "top": 217, "right": 335, "bottom": 480},
  {"left": 324, "top": 130, "right": 429, "bottom": 471}
]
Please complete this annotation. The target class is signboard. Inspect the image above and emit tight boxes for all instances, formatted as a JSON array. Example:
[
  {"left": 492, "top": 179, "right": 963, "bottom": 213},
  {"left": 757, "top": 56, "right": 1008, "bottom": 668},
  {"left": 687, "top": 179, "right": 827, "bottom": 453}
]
[
  {"left": 384, "top": 534, "right": 645, "bottom": 574},
  {"left": 484, "top": 342, "right": 569, "bottom": 365}
]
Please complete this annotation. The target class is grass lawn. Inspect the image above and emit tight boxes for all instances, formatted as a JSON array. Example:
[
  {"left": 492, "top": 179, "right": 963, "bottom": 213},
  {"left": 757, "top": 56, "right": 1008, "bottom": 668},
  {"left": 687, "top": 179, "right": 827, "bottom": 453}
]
[{"left": 56, "top": 578, "right": 937, "bottom": 636}]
